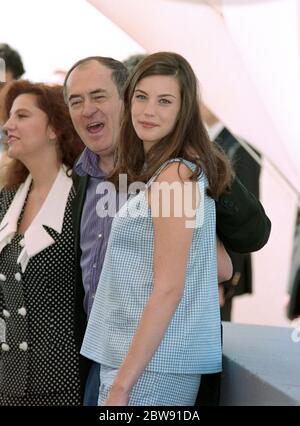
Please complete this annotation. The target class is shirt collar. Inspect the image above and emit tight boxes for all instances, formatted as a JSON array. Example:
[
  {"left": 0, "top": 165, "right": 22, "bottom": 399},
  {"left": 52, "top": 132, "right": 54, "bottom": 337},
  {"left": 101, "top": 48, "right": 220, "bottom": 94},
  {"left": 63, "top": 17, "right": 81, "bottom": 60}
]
[
  {"left": 0, "top": 165, "right": 72, "bottom": 272},
  {"left": 75, "top": 147, "right": 106, "bottom": 178}
]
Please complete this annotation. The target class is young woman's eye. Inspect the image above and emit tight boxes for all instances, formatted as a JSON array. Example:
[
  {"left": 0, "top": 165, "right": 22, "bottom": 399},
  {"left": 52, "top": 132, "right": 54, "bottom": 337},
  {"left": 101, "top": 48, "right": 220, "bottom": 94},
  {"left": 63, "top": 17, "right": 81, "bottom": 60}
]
[
  {"left": 159, "top": 98, "right": 171, "bottom": 104},
  {"left": 136, "top": 94, "right": 146, "bottom": 100},
  {"left": 17, "top": 114, "right": 28, "bottom": 118}
]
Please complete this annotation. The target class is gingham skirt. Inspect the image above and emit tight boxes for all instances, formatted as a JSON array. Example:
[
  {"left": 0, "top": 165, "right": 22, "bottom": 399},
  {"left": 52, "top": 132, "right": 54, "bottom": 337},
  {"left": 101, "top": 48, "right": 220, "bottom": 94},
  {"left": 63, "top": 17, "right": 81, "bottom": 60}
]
[{"left": 98, "top": 364, "right": 201, "bottom": 406}]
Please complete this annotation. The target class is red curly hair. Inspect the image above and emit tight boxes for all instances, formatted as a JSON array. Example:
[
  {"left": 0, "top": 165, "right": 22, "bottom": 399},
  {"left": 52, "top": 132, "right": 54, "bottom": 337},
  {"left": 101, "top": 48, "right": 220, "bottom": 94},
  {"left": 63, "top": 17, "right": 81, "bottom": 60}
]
[{"left": 0, "top": 80, "right": 84, "bottom": 189}]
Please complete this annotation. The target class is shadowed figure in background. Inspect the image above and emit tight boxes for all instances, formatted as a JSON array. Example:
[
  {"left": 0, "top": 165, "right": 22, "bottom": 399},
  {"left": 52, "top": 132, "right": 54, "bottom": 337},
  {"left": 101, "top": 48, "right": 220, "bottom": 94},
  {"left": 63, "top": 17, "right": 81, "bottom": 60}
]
[
  {"left": 0, "top": 43, "right": 25, "bottom": 84},
  {"left": 123, "top": 54, "right": 147, "bottom": 74},
  {"left": 0, "top": 43, "right": 25, "bottom": 155},
  {"left": 201, "top": 103, "right": 261, "bottom": 321},
  {"left": 287, "top": 208, "right": 300, "bottom": 320}
]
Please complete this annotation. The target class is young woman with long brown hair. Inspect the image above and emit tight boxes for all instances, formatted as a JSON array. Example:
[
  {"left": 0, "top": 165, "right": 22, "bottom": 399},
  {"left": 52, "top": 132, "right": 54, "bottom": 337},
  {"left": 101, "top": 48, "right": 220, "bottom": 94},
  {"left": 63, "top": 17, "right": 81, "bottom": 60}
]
[{"left": 81, "top": 52, "right": 233, "bottom": 406}]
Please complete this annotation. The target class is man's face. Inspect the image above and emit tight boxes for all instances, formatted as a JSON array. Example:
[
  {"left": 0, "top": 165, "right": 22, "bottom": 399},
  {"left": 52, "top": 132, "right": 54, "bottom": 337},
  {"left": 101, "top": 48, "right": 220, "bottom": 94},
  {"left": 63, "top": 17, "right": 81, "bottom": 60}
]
[{"left": 66, "top": 60, "right": 123, "bottom": 158}]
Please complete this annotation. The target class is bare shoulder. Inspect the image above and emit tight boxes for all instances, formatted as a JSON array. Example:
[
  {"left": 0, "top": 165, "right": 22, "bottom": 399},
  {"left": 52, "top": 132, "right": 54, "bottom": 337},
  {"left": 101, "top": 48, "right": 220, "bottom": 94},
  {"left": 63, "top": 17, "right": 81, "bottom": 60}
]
[{"left": 156, "top": 161, "right": 193, "bottom": 184}]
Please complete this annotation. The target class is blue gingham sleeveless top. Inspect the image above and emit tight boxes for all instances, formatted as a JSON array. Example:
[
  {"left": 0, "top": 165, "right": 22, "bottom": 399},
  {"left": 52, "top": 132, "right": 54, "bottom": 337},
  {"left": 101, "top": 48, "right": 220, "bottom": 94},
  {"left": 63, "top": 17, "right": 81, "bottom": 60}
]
[{"left": 81, "top": 159, "right": 222, "bottom": 374}]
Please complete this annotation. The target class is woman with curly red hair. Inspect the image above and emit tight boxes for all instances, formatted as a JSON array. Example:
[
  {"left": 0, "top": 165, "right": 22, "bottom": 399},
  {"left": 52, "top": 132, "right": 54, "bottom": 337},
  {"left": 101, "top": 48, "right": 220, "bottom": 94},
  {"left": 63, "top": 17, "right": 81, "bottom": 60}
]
[{"left": 0, "top": 80, "right": 84, "bottom": 405}]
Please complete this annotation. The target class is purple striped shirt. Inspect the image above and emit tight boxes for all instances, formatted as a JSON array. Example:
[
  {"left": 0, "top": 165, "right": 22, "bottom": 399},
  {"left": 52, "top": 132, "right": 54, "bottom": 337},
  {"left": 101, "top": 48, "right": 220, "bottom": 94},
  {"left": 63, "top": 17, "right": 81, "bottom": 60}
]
[{"left": 75, "top": 148, "right": 118, "bottom": 317}]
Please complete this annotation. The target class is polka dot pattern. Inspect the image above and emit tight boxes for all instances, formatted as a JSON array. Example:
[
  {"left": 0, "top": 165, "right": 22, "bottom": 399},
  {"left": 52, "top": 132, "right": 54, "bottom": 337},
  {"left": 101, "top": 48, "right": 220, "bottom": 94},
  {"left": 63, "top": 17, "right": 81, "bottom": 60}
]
[{"left": 0, "top": 187, "right": 81, "bottom": 405}]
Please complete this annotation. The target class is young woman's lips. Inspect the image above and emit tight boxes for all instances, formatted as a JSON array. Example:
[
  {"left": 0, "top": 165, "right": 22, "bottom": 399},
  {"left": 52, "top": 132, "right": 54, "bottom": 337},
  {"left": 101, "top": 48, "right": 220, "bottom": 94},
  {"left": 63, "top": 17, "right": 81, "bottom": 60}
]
[{"left": 139, "top": 121, "right": 158, "bottom": 129}]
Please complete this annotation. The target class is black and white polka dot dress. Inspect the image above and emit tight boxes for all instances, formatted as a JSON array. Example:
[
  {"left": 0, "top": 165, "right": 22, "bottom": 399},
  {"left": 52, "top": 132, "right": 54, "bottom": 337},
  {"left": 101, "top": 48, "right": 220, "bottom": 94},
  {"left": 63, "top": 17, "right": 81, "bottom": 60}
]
[{"left": 0, "top": 187, "right": 81, "bottom": 406}]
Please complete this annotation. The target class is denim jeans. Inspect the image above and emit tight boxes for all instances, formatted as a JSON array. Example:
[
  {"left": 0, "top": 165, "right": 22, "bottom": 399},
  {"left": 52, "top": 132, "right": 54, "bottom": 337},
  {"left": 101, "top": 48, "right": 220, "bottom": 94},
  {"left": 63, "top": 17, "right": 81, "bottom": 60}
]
[{"left": 83, "top": 362, "right": 100, "bottom": 406}]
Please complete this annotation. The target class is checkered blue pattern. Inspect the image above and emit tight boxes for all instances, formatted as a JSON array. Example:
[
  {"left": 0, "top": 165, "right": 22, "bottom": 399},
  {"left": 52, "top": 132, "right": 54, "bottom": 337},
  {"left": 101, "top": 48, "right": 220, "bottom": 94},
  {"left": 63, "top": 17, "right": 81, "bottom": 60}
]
[
  {"left": 98, "top": 364, "right": 201, "bottom": 406},
  {"left": 81, "top": 159, "right": 222, "bottom": 374}
]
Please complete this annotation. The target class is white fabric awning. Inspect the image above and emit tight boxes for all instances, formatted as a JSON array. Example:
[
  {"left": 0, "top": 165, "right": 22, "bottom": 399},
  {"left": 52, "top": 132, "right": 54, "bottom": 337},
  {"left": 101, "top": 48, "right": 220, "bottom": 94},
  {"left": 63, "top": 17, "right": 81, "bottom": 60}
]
[{"left": 88, "top": 0, "right": 300, "bottom": 195}]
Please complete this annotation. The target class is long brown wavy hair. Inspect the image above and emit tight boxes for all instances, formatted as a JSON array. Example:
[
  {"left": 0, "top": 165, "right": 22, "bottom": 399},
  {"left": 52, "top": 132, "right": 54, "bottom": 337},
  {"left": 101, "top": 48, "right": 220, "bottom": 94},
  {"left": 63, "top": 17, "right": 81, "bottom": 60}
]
[
  {"left": 0, "top": 80, "right": 84, "bottom": 190},
  {"left": 111, "top": 52, "right": 233, "bottom": 198}
]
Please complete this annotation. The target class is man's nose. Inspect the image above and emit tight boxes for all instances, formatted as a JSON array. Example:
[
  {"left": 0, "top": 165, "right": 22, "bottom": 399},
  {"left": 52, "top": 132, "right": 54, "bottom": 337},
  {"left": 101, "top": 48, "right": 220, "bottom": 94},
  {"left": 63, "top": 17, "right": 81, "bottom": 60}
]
[{"left": 82, "top": 99, "right": 98, "bottom": 117}]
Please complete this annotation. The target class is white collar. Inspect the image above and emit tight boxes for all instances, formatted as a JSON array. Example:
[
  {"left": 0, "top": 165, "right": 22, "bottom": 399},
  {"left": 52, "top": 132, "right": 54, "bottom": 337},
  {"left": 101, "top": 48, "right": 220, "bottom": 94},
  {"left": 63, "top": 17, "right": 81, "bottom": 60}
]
[
  {"left": 207, "top": 122, "right": 224, "bottom": 142},
  {"left": 0, "top": 165, "right": 72, "bottom": 272}
]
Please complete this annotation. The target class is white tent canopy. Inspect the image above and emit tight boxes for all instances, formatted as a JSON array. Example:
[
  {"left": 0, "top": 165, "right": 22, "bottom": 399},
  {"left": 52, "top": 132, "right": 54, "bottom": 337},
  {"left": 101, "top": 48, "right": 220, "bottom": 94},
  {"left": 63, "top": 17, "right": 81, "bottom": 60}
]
[{"left": 88, "top": 0, "right": 300, "bottom": 196}]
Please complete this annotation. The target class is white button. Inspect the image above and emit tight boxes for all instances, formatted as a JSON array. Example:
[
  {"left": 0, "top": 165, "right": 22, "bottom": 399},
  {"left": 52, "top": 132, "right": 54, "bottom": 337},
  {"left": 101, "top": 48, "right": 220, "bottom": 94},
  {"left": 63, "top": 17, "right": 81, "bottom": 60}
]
[
  {"left": 17, "top": 307, "right": 27, "bottom": 317},
  {"left": 98, "top": 234, "right": 102, "bottom": 238},
  {"left": 1, "top": 343, "right": 10, "bottom": 352},
  {"left": 15, "top": 272, "right": 21, "bottom": 282},
  {"left": 19, "top": 239, "right": 25, "bottom": 247},
  {"left": 19, "top": 342, "right": 28, "bottom": 351},
  {"left": 3, "top": 309, "right": 10, "bottom": 318},
  {"left": 92, "top": 263, "right": 96, "bottom": 268},
  {"left": 0, "top": 274, "right": 6, "bottom": 281}
]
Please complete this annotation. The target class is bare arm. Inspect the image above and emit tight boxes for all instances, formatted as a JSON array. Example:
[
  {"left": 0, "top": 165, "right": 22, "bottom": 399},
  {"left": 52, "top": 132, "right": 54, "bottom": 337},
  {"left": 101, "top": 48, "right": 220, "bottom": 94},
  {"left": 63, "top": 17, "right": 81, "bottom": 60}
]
[
  {"left": 217, "top": 238, "right": 232, "bottom": 308},
  {"left": 104, "top": 163, "right": 198, "bottom": 406},
  {"left": 217, "top": 237, "right": 233, "bottom": 283}
]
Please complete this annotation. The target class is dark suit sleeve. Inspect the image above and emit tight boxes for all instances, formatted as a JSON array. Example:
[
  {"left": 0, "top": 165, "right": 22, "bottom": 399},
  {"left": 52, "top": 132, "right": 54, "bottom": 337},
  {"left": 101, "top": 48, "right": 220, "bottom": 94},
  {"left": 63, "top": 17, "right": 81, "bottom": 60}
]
[
  {"left": 232, "top": 145, "right": 261, "bottom": 199},
  {"left": 216, "top": 176, "right": 271, "bottom": 253},
  {"left": 71, "top": 169, "right": 81, "bottom": 190}
]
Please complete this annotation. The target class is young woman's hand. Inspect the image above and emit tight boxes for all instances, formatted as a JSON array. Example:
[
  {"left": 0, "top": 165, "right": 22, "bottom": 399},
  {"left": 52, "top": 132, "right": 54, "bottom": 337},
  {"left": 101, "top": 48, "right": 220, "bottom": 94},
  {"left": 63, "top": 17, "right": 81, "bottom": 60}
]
[{"left": 103, "top": 386, "right": 130, "bottom": 406}]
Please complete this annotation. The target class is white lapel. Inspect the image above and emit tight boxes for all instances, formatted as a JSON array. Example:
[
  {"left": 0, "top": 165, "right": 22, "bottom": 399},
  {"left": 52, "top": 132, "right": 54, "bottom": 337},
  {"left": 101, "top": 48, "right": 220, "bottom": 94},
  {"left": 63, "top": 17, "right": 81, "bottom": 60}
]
[
  {"left": 0, "top": 175, "right": 32, "bottom": 252},
  {"left": 0, "top": 166, "right": 72, "bottom": 272}
]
